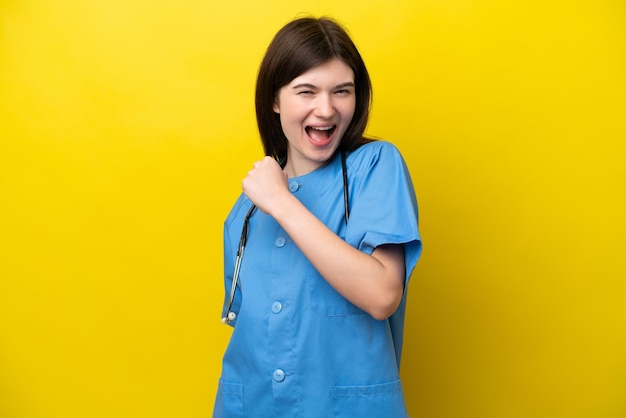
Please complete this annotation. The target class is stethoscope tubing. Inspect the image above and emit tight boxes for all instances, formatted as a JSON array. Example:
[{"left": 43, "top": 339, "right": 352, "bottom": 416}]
[{"left": 222, "top": 204, "right": 255, "bottom": 324}]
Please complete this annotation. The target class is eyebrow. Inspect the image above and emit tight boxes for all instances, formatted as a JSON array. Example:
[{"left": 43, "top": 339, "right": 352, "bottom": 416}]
[{"left": 291, "top": 82, "right": 355, "bottom": 90}]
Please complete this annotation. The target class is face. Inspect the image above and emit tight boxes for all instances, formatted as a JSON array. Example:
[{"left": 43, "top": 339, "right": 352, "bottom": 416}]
[{"left": 273, "top": 59, "right": 356, "bottom": 177}]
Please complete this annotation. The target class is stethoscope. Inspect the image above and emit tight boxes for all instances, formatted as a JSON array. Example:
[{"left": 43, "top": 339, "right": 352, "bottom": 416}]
[{"left": 222, "top": 151, "right": 350, "bottom": 324}]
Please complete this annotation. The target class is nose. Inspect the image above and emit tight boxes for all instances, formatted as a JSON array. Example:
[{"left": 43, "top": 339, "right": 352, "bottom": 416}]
[{"left": 314, "top": 94, "right": 335, "bottom": 118}]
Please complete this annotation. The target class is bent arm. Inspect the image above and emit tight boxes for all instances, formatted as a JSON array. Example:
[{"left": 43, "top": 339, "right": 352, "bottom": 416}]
[
  {"left": 269, "top": 193, "right": 405, "bottom": 320},
  {"left": 241, "top": 155, "right": 407, "bottom": 320}
]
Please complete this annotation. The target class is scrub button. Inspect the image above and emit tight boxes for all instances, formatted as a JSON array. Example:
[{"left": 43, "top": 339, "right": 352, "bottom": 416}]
[
  {"left": 275, "top": 237, "right": 286, "bottom": 247},
  {"left": 289, "top": 181, "right": 299, "bottom": 192},
  {"left": 273, "top": 369, "right": 285, "bottom": 382},
  {"left": 271, "top": 301, "right": 282, "bottom": 314}
]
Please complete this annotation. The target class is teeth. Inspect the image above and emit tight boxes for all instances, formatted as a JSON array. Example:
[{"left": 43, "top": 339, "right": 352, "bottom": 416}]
[{"left": 310, "top": 126, "right": 334, "bottom": 131}]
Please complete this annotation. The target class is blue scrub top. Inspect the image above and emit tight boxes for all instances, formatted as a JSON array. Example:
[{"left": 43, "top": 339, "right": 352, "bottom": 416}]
[{"left": 214, "top": 141, "right": 421, "bottom": 417}]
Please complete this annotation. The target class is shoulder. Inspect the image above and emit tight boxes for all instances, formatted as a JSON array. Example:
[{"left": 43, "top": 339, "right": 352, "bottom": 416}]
[
  {"left": 224, "top": 194, "right": 253, "bottom": 230},
  {"left": 351, "top": 139, "right": 401, "bottom": 157},
  {"left": 346, "top": 140, "right": 406, "bottom": 175}
]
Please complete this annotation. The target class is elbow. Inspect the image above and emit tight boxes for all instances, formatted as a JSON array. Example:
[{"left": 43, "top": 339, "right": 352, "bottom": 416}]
[
  {"left": 369, "top": 306, "right": 398, "bottom": 321},
  {"left": 369, "top": 309, "right": 393, "bottom": 321},
  {"left": 366, "top": 289, "right": 403, "bottom": 321}
]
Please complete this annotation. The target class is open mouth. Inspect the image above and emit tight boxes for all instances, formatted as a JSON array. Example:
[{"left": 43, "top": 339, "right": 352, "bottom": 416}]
[{"left": 305, "top": 125, "right": 337, "bottom": 144}]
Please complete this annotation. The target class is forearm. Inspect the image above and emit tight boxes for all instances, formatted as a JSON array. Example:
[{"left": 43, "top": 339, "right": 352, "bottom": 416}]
[{"left": 269, "top": 193, "right": 405, "bottom": 320}]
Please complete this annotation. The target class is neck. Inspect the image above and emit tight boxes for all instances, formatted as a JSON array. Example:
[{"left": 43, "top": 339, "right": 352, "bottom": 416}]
[{"left": 283, "top": 160, "right": 300, "bottom": 178}]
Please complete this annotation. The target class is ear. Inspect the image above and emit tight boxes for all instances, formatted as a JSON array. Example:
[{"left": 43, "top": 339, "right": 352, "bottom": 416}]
[{"left": 273, "top": 97, "right": 280, "bottom": 114}]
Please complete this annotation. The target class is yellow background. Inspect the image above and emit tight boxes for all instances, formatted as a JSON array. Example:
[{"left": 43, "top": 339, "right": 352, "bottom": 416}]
[{"left": 1, "top": 1, "right": 624, "bottom": 417}]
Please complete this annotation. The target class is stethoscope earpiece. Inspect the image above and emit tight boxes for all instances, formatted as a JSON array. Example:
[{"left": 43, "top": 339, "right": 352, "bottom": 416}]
[{"left": 221, "top": 311, "right": 236, "bottom": 324}]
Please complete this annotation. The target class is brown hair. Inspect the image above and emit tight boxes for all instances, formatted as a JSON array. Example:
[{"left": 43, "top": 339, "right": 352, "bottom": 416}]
[{"left": 255, "top": 17, "right": 373, "bottom": 160}]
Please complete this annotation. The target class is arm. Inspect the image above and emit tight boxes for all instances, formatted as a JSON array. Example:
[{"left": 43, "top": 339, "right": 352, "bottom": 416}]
[{"left": 242, "top": 157, "right": 406, "bottom": 320}]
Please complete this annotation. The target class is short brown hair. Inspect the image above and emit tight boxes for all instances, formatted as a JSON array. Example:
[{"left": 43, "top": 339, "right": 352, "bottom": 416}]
[{"left": 255, "top": 17, "right": 372, "bottom": 160}]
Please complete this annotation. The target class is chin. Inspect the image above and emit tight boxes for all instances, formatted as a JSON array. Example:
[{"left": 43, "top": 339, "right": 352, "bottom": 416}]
[{"left": 309, "top": 147, "right": 338, "bottom": 163}]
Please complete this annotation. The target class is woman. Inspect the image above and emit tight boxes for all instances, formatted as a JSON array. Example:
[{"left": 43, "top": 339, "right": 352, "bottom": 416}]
[{"left": 214, "top": 16, "right": 421, "bottom": 417}]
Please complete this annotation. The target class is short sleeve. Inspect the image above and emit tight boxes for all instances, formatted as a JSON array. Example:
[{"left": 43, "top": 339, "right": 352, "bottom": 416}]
[{"left": 344, "top": 141, "right": 422, "bottom": 285}]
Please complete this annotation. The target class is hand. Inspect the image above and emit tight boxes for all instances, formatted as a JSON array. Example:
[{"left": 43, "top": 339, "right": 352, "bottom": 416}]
[{"left": 242, "top": 156, "right": 291, "bottom": 215}]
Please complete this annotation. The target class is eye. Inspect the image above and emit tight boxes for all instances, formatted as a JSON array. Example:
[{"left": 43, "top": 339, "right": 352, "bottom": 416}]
[
  {"left": 297, "top": 90, "right": 314, "bottom": 95},
  {"left": 334, "top": 89, "right": 353, "bottom": 95}
]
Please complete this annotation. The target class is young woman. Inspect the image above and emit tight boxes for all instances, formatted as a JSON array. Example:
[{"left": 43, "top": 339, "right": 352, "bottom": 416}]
[{"left": 214, "top": 16, "right": 421, "bottom": 417}]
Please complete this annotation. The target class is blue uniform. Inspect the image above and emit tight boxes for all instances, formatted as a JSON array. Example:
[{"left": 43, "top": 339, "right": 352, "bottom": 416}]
[{"left": 214, "top": 141, "right": 421, "bottom": 417}]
